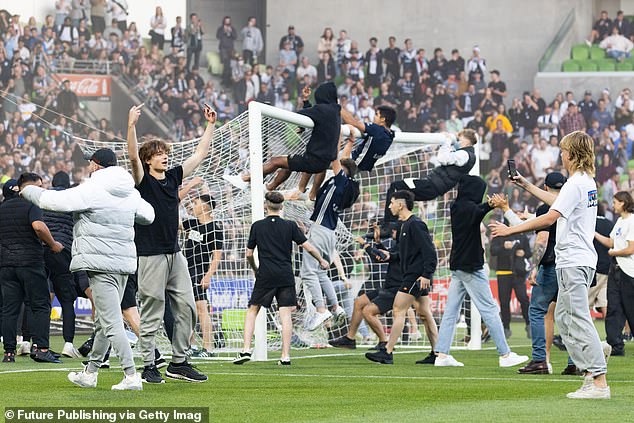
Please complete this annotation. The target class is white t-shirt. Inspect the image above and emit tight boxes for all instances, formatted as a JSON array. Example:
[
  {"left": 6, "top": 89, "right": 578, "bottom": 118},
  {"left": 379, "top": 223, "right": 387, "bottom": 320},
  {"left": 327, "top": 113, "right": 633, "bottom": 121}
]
[
  {"left": 610, "top": 214, "right": 634, "bottom": 277},
  {"left": 551, "top": 172, "right": 598, "bottom": 269},
  {"left": 531, "top": 148, "right": 552, "bottom": 179}
]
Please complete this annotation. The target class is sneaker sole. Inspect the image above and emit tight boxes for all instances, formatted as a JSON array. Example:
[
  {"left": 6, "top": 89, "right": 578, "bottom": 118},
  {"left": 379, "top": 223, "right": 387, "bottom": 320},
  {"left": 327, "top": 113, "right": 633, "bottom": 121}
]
[
  {"left": 165, "top": 371, "right": 208, "bottom": 383},
  {"left": 112, "top": 385, "right": 143, "bottom": 391},
  {"left": 518, "top": 369, "right": 550, "bottom": 374},
  {"left": 328, "top": 343, "right": 356, "bottom": 349},
  {"left": 68, "top": 376, "right": 96, "bottom": 388},
  {"left": 232, "top": 357, "right": 251, "bottom": 365},
  {"left": 141, "top": 379, "right": 165, "bottom": 384}
]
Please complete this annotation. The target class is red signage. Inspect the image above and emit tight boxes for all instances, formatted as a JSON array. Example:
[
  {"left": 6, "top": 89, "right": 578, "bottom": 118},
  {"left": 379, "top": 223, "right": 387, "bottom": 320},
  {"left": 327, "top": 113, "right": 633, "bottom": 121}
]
[{"left": 57, "top": 74, "right": 111, "bottom": 100}]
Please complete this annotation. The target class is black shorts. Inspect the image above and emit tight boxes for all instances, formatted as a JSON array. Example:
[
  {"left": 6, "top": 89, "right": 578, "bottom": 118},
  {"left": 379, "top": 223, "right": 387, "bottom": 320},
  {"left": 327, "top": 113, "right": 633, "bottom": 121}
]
[
  {"left": 399, "top": 279, "right": 432, "bottom": 298},
  {"left": 192, "top": 281, "right": 209, "bottom": 302},
  {"left": 365, "top": 287, "right": 399, "bottom": 314},
  {"left": 120, "top": 273, "right": 138, "bottom": 310},
  {"left": 249, "top": 284, "right": 297, "bottom": 308},
  {"left": 287, "top": 153, "right": 331, "bottom": 174},
  {"left": 73, "top": 271, "right": 90, "bottom": 298}
]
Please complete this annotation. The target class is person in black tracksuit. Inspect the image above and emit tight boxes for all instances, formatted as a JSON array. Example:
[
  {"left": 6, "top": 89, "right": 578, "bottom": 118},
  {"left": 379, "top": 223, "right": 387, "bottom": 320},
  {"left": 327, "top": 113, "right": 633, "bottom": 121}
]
[
  {"left": 365, "top": 190, "right": 437, "bottom": 364},
  {"left": 383, "top": 128, "right": 478, "bottom": 223},
  {"left": 42, "top": 171, "right": 79, "bottom": 357},
  {"left": 490, "top": 230, "right": 531, "bottom": 338}
]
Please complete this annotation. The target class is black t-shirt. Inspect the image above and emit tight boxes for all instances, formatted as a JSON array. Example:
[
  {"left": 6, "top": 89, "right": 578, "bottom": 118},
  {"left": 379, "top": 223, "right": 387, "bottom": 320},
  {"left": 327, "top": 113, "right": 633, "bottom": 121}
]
[
  {"left": 135, "top": 166, "right": 183, "bottom": 256},
  {"left": 488, "top": 80, "right": 506, "bottom": 105},
  {"left": 247, "top": 215, "right": 307, "bottom": 287},
  {"left": 594, "top": 215, "right": 614, "bottom": 275},
  {"left": 0, "top": 198, "right": 44, "bottom": 267},
  {"left": 536, "top": 204, "right": 556, "bottom": 266},
  {"left": 182, "top": 218, "right": 223, "bottom": 281}
]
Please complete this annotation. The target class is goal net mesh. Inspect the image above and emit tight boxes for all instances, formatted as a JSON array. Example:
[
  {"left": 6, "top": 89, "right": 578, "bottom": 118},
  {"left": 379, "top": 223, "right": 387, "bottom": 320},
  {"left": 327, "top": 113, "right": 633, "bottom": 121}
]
[{"left": 76, "top": 106, "right": 474, "bottom": 358}]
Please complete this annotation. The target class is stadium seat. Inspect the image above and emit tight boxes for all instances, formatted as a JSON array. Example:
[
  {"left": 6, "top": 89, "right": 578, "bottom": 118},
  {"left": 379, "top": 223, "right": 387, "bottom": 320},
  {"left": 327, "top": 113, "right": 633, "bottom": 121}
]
[
  {"left": 616, "top": 61, "right": 633, "bottom": 71},
  {"left": 595, "top": 60, "right": 615, "bottom": 71},
  {"left": 579, "top": 61, "right": 598, "bottom": 71},
  {"left": 561, "top": 60, "right": 580, "bottom": 72},
  {"left": 206, "top": 51, "right": 223, "bottom": 75},
  {"left": 571, "top": 44, "right": 590, "bottom": 60},
  {"left": 590, "top": 46, "right": 606, "bottom": 60}
]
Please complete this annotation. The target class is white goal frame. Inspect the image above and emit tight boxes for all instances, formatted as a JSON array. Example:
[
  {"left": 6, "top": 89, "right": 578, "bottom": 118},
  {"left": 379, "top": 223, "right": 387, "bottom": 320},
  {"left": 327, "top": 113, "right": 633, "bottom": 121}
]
[{"left": 247, "top": 101, "right": 481, "bottom": 361}]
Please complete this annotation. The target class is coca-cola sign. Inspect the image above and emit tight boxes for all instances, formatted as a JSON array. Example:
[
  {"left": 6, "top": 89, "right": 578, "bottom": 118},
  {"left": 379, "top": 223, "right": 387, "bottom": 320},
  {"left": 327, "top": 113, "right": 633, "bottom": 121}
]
[{"left": 57, "top": 74, "right": 111, "bottom": 100}]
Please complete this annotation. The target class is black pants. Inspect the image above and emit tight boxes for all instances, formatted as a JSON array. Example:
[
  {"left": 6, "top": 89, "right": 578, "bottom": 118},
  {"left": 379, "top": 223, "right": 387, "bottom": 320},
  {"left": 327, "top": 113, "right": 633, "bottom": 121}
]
[
  {"left": 187, "top": 47, "right": 202, "bottom": 71},
  {"left": 220, "top": 48, "right": 233, "bottom": 86},
  {"left": 497, "top": 273, "right": 529, "bottom": 329},
  {"left": 383, "top": 178, "right": 441, "bottom": 222},
  {"left": 242, "top": 49, "right": 256, "bottom": 66},
  {"left": 150, "top": 32, "right": 165, "bottom": 50},
  {"left": 1, "top": 265, "right": 51, "bottom": 352},
  {"left": 45, "top": 249, "right": 77, "bottom": 343},
  {"left": 605, "top": 265, "right": 634, "bottom": 353}
]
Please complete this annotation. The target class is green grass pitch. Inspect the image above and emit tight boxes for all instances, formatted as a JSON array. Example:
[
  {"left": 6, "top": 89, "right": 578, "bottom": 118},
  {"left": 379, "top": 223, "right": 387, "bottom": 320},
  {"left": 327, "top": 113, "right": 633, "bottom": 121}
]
[{"left": 2, "top": 322, "right": 634, "bottom": 422}]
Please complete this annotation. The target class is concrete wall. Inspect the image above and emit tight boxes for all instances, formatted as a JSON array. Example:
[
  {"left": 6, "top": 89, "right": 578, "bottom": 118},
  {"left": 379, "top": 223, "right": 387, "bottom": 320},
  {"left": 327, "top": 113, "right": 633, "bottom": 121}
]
[{"left": 265, "top": 0, "right": 594, "bottom": 101}]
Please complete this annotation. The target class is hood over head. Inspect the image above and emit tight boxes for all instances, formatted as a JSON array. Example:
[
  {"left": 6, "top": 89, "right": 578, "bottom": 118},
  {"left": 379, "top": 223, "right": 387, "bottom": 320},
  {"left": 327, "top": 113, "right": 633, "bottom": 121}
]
[
  {"left": 90, "top": 166, "right": 136, "bottom": 198},
  {"left": 456, "top": 175, "right": 486, "bottom": 203},
  {"left": 314, "top": 82, "right": 338, "bottom": 104}
]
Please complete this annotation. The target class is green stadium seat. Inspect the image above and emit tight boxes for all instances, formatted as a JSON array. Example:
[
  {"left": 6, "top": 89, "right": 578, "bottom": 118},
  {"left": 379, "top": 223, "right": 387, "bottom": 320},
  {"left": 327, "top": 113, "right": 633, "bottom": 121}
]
[
  {"left": 595, "top": 60, "right": 615, "bottom": 71},
  {"left": 590, "top": 46, "right": 606, "bottom": 60},
  {"left": 571, "top": 44, "right": 590, "bottom": 60},
  {"left": 562, "top": 60, "right": 580, "bottom": 72},
  {"left": 579, "top": 61, "right": 598, "bottom": 71},
  {"left": 616, "top": 61, "right": 633, "bottom": 71},
  {"left": 206, "top": 51, "right": 223, "bottom": 75}
]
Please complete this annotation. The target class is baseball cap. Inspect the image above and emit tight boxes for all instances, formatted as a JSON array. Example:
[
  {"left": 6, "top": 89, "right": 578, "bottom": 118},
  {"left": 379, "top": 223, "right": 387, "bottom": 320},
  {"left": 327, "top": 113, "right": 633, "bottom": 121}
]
[
  {"left": 2, "top": 179, "right": 19, "bottom": 199},
  {"left": 545, "top": 172, "right": 567, "bottom": 189},
  {"left": 86, "top": 148, "right": 117, "bottom": 167},
  {"left": 584, "top": 90, "right": 592, "bottom": 96}
]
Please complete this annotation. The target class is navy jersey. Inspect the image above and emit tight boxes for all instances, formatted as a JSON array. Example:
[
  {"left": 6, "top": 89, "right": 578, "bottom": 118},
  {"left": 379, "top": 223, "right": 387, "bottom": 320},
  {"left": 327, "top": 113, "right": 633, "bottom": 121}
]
[
  {"left": 310, "top": 170, "right": 349, "bottom": 230},
  {"left": 352, "top": 123, "right": 395, "bottom": 172}
]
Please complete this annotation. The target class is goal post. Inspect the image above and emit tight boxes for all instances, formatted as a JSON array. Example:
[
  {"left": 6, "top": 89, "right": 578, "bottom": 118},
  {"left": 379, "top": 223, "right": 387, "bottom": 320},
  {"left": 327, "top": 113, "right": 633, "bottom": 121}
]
[{"left": 246, "top": 101, "right": 481, "bottom": 360}]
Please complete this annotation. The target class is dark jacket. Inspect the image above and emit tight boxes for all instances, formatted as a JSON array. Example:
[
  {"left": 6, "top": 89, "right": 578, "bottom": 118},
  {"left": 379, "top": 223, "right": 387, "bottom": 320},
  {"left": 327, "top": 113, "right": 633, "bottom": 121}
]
[
  {"left": 0, "top": 198, "right": 45, "bottom": 267},
  {"left": 390, "top": 215, "right": 437, "bottom": 282},
  {"left": 298, "top": 82, "right": 341, "bottom": 161},
  {"left": 428, "top": 145, "right": 476, "bottom": 195},
  {"left": 449, "top": 175, "right": 493, "bottom": 272}
]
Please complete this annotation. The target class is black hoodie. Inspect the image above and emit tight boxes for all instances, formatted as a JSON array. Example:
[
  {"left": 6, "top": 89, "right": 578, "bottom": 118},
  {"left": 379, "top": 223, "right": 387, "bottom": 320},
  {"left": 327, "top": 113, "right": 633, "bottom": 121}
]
[
  {"left": 449, "top": 175, "right": 493, "bottom": 272},
  {"left": 298, "top": 82, "right": 341, "bottom": 161}
]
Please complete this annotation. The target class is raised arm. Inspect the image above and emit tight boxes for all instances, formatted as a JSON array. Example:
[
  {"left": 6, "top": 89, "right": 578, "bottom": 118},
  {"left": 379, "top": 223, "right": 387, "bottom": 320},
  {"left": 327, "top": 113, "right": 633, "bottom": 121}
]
[
  {"left": 511, "top": 173, "right": 557, "bottom": 205},
  {"left": 340, "top": 107, "right": 365, "bottom": 133},
  {"left": 331, "top": 134, "right": 344, "bottom": 174},
  {"left": 127, "top": 104, "right": 145, "bottom": 185},
  {"left": 341, "top": 126, "right": 356, "bottom": 159},
  {"left": 182, "top": 106, "right": 217, "bottom": 178}
]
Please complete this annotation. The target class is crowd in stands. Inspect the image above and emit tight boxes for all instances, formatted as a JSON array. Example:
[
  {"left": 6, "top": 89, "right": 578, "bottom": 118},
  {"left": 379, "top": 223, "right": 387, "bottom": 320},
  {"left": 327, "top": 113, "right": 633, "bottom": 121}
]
[{"left": 2, "top": 4, "right": 634, "bottom": 223}]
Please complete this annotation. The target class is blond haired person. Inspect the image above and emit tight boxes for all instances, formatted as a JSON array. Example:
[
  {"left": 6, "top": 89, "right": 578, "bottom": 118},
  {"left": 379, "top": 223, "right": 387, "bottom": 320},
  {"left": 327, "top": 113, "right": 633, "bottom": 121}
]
[{"left": 490, "top": 131, "right": 611, "bottom": 399}]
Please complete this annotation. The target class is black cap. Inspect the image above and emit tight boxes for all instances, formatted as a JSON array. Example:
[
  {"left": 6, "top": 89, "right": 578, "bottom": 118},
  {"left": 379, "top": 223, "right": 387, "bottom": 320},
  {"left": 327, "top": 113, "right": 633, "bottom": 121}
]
[
  {"left": 86, "top": 148, "right": 117, "bottom": 167},
  {"left": 2, "top": 179, "right": 19, "bottom": 199},
  {"left": 52, "top": 171, "right": 70, "bottom": 189},
  {"left": 545, "top": 172, "right": 567, "bottom": 189},
  {"left": 584, "top": 90, "right": 592, "bottom": 96}
]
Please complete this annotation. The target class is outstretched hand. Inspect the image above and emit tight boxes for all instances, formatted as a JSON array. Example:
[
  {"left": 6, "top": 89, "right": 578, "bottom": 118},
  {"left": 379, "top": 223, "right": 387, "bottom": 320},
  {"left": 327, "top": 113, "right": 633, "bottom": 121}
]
[
  {"left": 489, "top": 221, "right": 511, "bottom": 238},
  {"left": 302, "top": 86, "right": 311, "bottom": 101},
  {"left": 128, "top": 103, "right": 144, "bottom": 127},
  {"left": 203, "top": 104, "right": 217, "bottom": 124},
  {"left": 487, "top": 193, "right": 508, "bottom": 209},
  {"left": 509, "top": 171, "right": 528, "bottom": 188}
]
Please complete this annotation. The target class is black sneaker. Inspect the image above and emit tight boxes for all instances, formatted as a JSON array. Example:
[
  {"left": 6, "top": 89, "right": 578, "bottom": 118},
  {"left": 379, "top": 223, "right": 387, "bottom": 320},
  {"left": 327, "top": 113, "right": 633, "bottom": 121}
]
[
  {"left": 2, "top": 352, "right": 15, "bottom": 363},
  {"left": 78, "top": 336, "right": 94, "bottom": 357},
  {"left": 31, "top": 349, "right": 62, "bottom": 364},
  {"left": 232, "top": 352, "right": 251, "bottom": 365},
  {"left": 561, "top": 364, "right": 583, "bottom": 376},
  {"left": 415, "top": 351, "right": 436, "bottom": 365},
  {"left": 166, "top": 361, "right": 208, "bottom": 383},
  {"left": 365, "top": 349, "right": 393, "bottom": 364},
  {"left": 155, "top": 349, "right": 167, "bottom": 369},
  {"left": 368, "top": 341, "right": 387, "bottom": 351},
  {"left": 518, "top": 360, "right": 549, "bottom": 374},
  {"left": 553, "top": 335, "right": 567, "bottom": 351},
  {"left": 328, "top": 336, "right": 356, "bottom": 349},
  {"left": 277, "top": 359, "right": 291, "bottom": 366},
  {"left": 142, "top": 364, "right": 165, "bottom": 384}
]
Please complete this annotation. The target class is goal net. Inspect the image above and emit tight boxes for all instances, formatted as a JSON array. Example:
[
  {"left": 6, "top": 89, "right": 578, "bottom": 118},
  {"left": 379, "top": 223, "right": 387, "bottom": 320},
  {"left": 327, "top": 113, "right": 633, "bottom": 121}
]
[{"left": 76, "top": 101, "right": 481, "bottom": 360}]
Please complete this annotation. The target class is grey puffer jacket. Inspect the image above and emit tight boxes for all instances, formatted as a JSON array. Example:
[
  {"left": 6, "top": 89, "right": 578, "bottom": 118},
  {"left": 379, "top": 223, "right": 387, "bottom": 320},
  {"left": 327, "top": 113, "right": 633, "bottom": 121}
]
[{"left": 21, "top": 166, "right": 154, "bottom": 274}]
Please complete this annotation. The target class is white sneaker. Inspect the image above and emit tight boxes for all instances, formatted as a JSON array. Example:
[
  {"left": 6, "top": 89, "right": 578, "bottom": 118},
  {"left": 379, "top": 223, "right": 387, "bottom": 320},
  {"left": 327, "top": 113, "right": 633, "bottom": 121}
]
[
  {"left": 222, "top": 174, "right": 248, "bottom": 190},
  {"left": 585, "top": 39, "right": 592, "bottom": 47},
  {"left": 499, "top": 351, "right": 529, "bottom": 367},
  {"left": 16, "top": 341, "right": 31, "bottom": 356},
  {"left": 112, "top": 372, "right": 143, "bottom": 391},
  {"left": 409, "top": 331, "right": 423, "bottom": 341},
  {"left": 547, "top": 362, "right": 553, "bottom": 374},
  {"left": 62, "top": 342, "right": 82, "bottom": 358},
  {"left": 332, "top": 306, "right": 347, "bottom": 328},
  {"left": 68, "top": 368, "right": 98, "bottom": 388},
  {"left": 567, "top": 381, "right": 611, "bottom": 399},
  {"left": 434, "top": 355, "right": 464, "bottom": 367},
  {"left": 306, "top": 310, "right": 332, "bottom": 331},
  {"left": 602, "top": 341, "right": 612, "bottom": 364}
]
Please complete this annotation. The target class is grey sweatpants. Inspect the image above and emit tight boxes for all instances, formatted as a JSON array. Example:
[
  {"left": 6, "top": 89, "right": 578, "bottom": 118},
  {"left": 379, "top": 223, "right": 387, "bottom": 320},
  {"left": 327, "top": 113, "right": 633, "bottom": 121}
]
[
  {"left": 137, "top": 253, "right": 196, "bottom": 365},
  {"left": 87, "top": 272, "right": 135, "bottom": 375},
  {"left": 301, "top": 223, "right": 337, "bottom": 309},
  {"left": 555, "top": 266, "right": 607, "bottom": 377}
]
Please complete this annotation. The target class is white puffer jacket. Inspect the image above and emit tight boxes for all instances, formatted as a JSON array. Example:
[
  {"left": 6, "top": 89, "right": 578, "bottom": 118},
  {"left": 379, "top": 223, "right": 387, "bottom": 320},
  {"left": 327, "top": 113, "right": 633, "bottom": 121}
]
[{"left": 22, "top": 166, "right": 154, "bottom": 274}]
